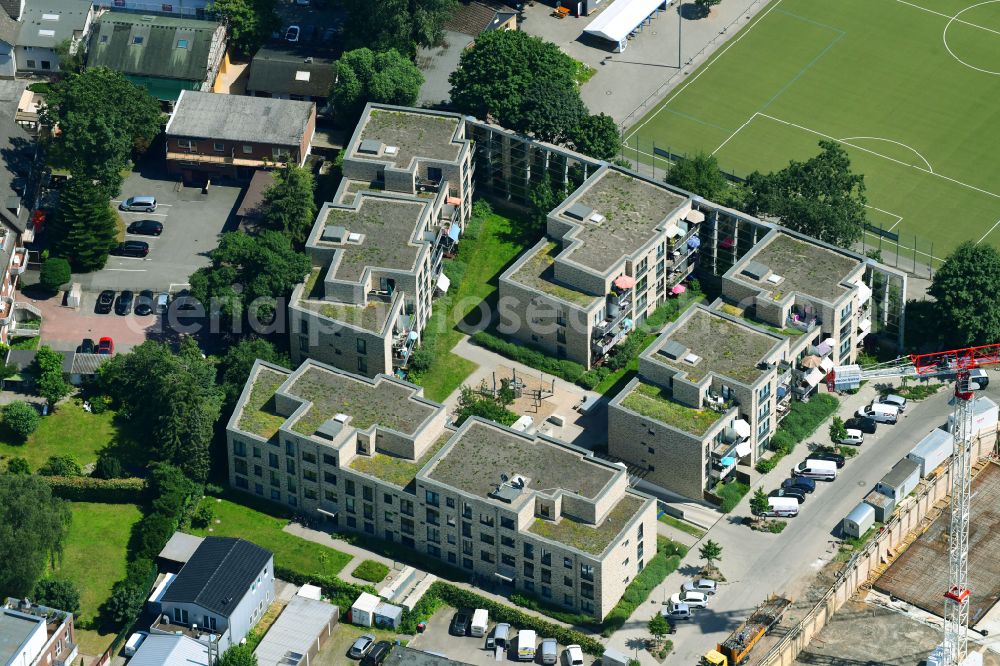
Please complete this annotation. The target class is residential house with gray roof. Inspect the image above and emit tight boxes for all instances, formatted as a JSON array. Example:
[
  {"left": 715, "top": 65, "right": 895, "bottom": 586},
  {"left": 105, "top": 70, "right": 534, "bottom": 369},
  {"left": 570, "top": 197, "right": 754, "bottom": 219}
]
[
  {"left": 86, "top": 13, "right": 226, "bottom": 103},
  {"left": 15, "top": 0, "right": 94, "bottom": 73},
  {"left": 0, "top": 11, "right": 18, "bottom": 76},
  {"left": 246, "top": 46, "right": 334, "bottom": 105},
  {"left": 164, "top": 90, "right": 315, "bottom": 180},
  {"left": 226, "top": 358, "right": 656, "bottom": 620}
]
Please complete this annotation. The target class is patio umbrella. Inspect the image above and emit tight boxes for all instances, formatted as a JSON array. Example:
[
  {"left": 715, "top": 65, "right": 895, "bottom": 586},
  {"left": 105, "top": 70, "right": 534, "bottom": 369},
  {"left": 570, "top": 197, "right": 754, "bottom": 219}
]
[
  {"left": 800, "top": 355, "right": 823, "bottom": 369},
  {"left": 671, "top": 284, "right": 686, "bottom": 295}
]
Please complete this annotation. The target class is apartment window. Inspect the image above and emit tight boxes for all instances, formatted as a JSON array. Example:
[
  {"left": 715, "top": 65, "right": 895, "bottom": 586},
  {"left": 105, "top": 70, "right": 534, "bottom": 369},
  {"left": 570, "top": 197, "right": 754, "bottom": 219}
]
[
  {"left": 324, "top": 490, "right": 336, "bottom": 502},
  {"left": 345, "top": 497, "right": 355, "bottom": 513},
  {"left": 401, "top": 499, "right": 414, "bottom": 516},
  {"left": 524, "top": 580, "right": 534, "bottom": 592},
  {"left": 357, "top": 357, "right": 367, "bottom": 374},
  {"left": 556, "top": 312, "right": 566, "bottom": 327},
  {"left": 385, "top": 510, "right": 395, "bottom": 523},
  {"left": 271, "top": 488, "right": 280, "bottom": 501},
  {"left": 345, "top": 479, "right": 355, "bottom": 496},
  {"left": 253, "top": 446, "right": 261, "bottom": 459},
  {"left": 269, "top": 471, "right": 279, "bottom": 487},
  {"left": 364, "top": 521, "right": 374, "bottom": 534},
  {"left": 286, "top": 458, "right": 296, "bottom": 475},
  {"left": 501, "top": 535, "right": 515, "bottom": 548},
  {"left": 401, "top": 517, "right": 414, "bottom": 535},
  {"left": 347, "top": 516, "right": 356, "bottom": 528},
  {"left": 235, "top": 476, "right": 248, "bottom": 489},
  {"left": 323, "top": 453, "right": 337, "bottom": 466},
  {"left": 840, "top": 337, "right": 852, "bottom": 357},
  {"left": 840, "top": 302, "right": 853, "bottom": 319},
  {"left": 524, "top": 562, "right": 534, "bottom": 578},
  {"left": 463, "top": 558, "right": 473, "bottom": 570},
  {"left": 177, "top": 138, "right": 193, "bottom": 150},
  {"left": 357, "top": 339, "right": 367, "bottom": 354},
  {"left": 638, "top": 523, "right": 644, "bottom": 539},
  {"left": 480, "top": 550, "right": 495, "bottom": 564},
  {"left": 233, "top": 440, "right": 246, "bottom": 456},
  {"left": 524, "top": 543, "right": 534, "bottom": 559},
  {"left": 446, "top": 497, "right": 455, "bottom": 508},
  {"left": 541, "top": 586, "right": 551, "bottom": 599},
  {"left": 581, "top": 599, "right": 594, "bottom": 613},
  {"left": 463, "top": 540, "right": 473, "bottom": 555},
  {"left": 363, "top": 504, "right": 373, "bottom": 520},
  {"left": 557, "top": 329, "right": 566, "bottom": 344},
  {"left": 323, "top": 471, "right": 337, "bottom": 484},
  {"left": 100, "top": 34, "right": 108, "bottom": 43},
  {"left": 564, "top": 594, "right": 574, "bottom": 606},
  {"left": 427, "top": 544, "right": 440, "bottom": 557},
  {"left": 268, "top": 453, "right": 279, "bottom": 469},
  {"left": 427, "top": 508, "right": 440, "bottom": 525},
  {"left": 304, "top": 488, "right": 317, "bottom": 500},
  {"left": 501, "top": 553, "right": 516, "bottom": 567},
  {"left": 384, "top": 493, "right": 393, "bottom": 504},
  {"left": 253, "top": 465, "right": 262, "bottom": 478},
  {"left": 758, "top": 383, "right": 771, "bottom": 404},
  {"left": 580, "top": 564, "right": 594, "bottom": 581},
  {"left": 302, "top": 451, "right": 316, "bottom": 464},
  {"left": 25, "top": 59, "right": 35, "bottom": 68},
  {"left": 234, "top": 459, "right": 247, "bottom": 475},
  {"left": 448, "top": 552, "right": 457, "bottom": 564},
  {"left": 564, "top": 576, "right": 573, "bottom": 587},
  {"left": 132, "top": 36, "right": 143, "bottom": 44},
  {"left": 242, "top": 144, "right": 253, "bottom": 154},
  {"left": 426, "top": 489, "right": 440, "bottom": 506},
  {"left": 363, "top": 485, "right": 373, "bottom": 501},
  {"left": 541, "top": 550, "right": 551, "bottom": 566},
  {"left": 564, "top": 556, "right": 573, "bottom": 569},
  {"left": 480, "top": 533, "right": 494, "bottom": 545},
  {"left": 446, "top": 514, "right": 456, "bottom": 527},
  {"left": 287, "top": 477, "right": 297, "bottom": 493},
  {"left": 285, "top": 440, "right": 295, "bottom": 456},
  {"left": 213, "top": 142, "right": 224, "bottom": 152},
  {"left": 500, "top": 516, "right": 515, "bottom": 530},
  {"left": 272, "top": 147, "right": 290, "bottom": 160},
  {"left": 427, "top": 526, "right": 440, "bottom": 543},
  {"left": 463, "top": 503, "right": 473, "bottom": 519},
  {"left": 581, "top": 581, "right": 594, "bottom": 600},
  {"left": 541, "top": 569, "right": 551, "bottom": 584},
  {"left": 480, "top": 513, "right": 494, "bottom": 527}
]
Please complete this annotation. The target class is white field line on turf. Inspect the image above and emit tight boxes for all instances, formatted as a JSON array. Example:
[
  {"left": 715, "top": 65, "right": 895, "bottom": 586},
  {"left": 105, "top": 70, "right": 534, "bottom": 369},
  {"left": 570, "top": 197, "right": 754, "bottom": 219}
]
[
  {"left": 711, "top": 112, "right": 760, "bottom": 155},
  {"left": 894, "top": 0, "right": 1000, "bottom": 37},
  {"left": 623, "top": 0, "right": 788, "bottom": 144},
  {"left": 840, "top": 136, "right": 933, "bottom": 172},
  {"left": 864, "top": 204, "right": 904, "bottom": 232},
  {"left": 977, "top": 217, "right": 1000, "bottom": 244}
]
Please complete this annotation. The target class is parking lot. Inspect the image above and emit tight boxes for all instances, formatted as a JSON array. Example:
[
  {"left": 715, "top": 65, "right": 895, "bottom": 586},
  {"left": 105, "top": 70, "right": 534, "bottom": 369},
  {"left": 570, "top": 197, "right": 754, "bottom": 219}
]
[{"left": 72, "top": 167, "right": 243, "bottom": 293}]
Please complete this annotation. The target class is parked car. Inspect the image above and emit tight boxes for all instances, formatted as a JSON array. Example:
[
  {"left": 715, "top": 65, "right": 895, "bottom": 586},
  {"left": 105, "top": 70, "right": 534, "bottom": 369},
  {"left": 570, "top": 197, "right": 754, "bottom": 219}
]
[
  {"left": 155, "top": 292, "right": 169, "bottom": 314},
  {"left": 782, "top": 476, "right": 816, "bottom": 493},
  {"left": 540, "top": 638, "right": 558, "bottom": 665},
  {"left": 450, "top": 610, "right": 470, "bottom": 636},
  {"left": 348, "top": 634, "right": 375, "bottom": 659},
  {"left": 112, "top": 241, "right": 149, "bottom": 258},
  {"left": 879, "top": 394, "right": 907, "bottom": 412},
  {"left": 97, "top": 337, "right": 114, "bottom": 355},
  {"left": 809, "top": 451, "right": 846, "bottom": 468},
  {"left": 127, "top": 219, "right": 163, "bottom": 236},
  {"left": 837, "top": 428, "right": 865, "bottom": 446},
  {"left": 173, "top": 289, "right": 199, "bottom": 312},
  {"left": 134, "top": 290, "right": 154, "bottom": 316},
  {"left": 661, "top": 602, "right": 692, "bottom": 621},
  {"left": 845, "top": 416, "right": 877, "bottom": 434},
  {"left": 856, "top": 403, "right": 899, "bottom": 424},
  {"left": 286, "top": 25, "right": 300, "bottom": 41},
  {"left": 95, "top": 289, "right": 115, "bottom": 314},
  {"left": 114, "top": 290, "right": 134, "bottom": 315},
  {"left": 793, "top": 459, "right": 838, "bottom": 481},
  {"left": 682, "top": 579, "right": 717, "bottom": 595},
  {"left": 119, "top": 195, "right": 157, "bottom": 212},
  {"left": 769, "top": 487, "right": 806, "bottom": 504},
  {"left": 78, "top": 338, "right": 95, "bottom": 354},
  {"left": 562, "top": 645, "right": 585, "bottom": 666},
  {"left": 360, "top": 641, "right": 391, "bottom": 666},
  {"left": 669, "top": 591, "right": 708, "bottom": 609}
]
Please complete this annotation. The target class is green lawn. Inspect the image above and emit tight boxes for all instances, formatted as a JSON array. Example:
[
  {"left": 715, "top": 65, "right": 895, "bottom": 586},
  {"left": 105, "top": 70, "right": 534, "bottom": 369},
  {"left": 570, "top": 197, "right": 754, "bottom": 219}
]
[
  {"left": 0, "top": 402, "right": 133, "bottom": 472},
  {"left": 49, "top": 502, "right": 143, "bottom": 654},
  {"left": 625, "top": 0, "right": 1000, "bottom": 261},
  {"left": 188, "top": 496, "right": 353, "bottom": 577},
  {"left": 410, "top": 204, "right": 539, "bottom": 402},
  {"left": 657, "top": 512, "right": 706, "bottom": 539}
]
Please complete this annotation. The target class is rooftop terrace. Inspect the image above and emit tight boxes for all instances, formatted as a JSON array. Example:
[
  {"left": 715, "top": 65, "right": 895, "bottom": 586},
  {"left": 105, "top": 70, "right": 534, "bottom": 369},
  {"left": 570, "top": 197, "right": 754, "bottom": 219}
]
[
  {"left": 653, "top": 307, "right": 780, "bottom": 384},
  {"left": 315, "top": 195, "right": 428, "bottom": 283},
  {"left": 238, "top": 366, "right": 292, "bottom": 439},
  {"left": 735, "top": 232, "right": 861, "bottom": 303},
  {"left": 350, "top": 431, "right": 452, "bottom": 488},
  {"left": 287, "top": 364, "right": 436, "bottom": 437},
  {"left": 509, "top": 241, "right": 599, "bottom": 307},
  {"left": 427, "top": 421, "right": 614, "bottom": 500},
  {"left": 354, "top": 109, "right": 463, "bottom": 170},
  {"left": 621, "top": 381, "right": 722, "bottom": 435},
  {"left": 529, "top": 494, "right": 645, "bottom": 556},
  {"left": 296, "top": 267, "right": 393, "bottom": 332},
  {"left": 559, "top": 170, "right": 687, "bottom": 273}
]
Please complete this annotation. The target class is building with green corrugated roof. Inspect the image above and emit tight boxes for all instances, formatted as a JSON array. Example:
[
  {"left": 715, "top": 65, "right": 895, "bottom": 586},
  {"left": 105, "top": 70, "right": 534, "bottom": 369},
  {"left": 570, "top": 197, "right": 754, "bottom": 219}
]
[{"left": 86, "top": 12, "right": 226, "bottom": 103}]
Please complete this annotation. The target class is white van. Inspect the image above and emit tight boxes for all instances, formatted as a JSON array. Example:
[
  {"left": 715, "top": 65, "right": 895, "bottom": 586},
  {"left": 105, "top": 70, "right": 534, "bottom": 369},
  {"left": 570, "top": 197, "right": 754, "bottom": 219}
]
[
  {"left": 600, "top": 647, "right": 631, "bottom": 666},
  {"left": 492, "top": 623, "right": 510, "bottom": 650},
  {"left": 516, "top": 630, "right": 536, "bottom": 661},
  {"left": 761, "top": 496, "right": 799, "bottom": 517},
  {"left": 857, "top": 403, "right": 899, "bottom": 424},
  {"left": 471, "top": 608, "right": 488, "bottom": 637},
  {"left": 123, "top": 632, "right": 147, "bottom": 657},
  {"left": 794, "top": 458, "right": 838, "bottom": 481}
]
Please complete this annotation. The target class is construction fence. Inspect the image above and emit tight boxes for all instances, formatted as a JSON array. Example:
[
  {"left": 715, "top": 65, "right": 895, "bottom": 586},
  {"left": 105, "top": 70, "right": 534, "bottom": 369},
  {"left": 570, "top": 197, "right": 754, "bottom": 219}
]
[{"left": 754, "top": 430, "right": 1000, "bottom": 666}]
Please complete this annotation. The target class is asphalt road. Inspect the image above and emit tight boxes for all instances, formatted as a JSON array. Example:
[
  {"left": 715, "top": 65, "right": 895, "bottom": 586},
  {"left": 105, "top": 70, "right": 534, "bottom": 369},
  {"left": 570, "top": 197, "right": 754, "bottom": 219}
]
[{"left": 607, "top": 378, "right": 1000, "bottom": 664}]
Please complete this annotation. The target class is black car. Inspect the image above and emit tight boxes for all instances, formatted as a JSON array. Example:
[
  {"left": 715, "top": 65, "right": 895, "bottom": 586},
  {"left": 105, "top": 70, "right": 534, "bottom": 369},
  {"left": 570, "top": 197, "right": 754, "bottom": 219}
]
[
  {"left": 450, "top": 610, "right": 470, "bottom": 636},
  {"left": 361, "top": 641, "right": 392, "bottom": 666},
  {"left": 173, "top": 288, "right": 199, "bottom": 312},
  {"left": 78, "top": 338, "right": 95, "bottom": 354},
  {"left": 845, "top": 416, "right": 877, "bottom": 434},
  {"left": 127, "top": 219, "right": 163, "bottom": 236},
  {"left": 769, "top": 487, "right": 806, "bottom": 504},
  {"left": 134, "top": 290, "right": 155, "bottom": 316},
  {"left": 782, "top": 476, "right": 816, "bottom": 494},
  {"left": 112, "top": 241, "right": 149, "bottom": 258},
  {"left": 95, "top": 289, "right": 115, "bottom": 314},
  {"left": 114, "top": 290, "right": 134, "bottom": 315},
  {"left": 809, "top": 452, "right": 846, "bottom": 468}
]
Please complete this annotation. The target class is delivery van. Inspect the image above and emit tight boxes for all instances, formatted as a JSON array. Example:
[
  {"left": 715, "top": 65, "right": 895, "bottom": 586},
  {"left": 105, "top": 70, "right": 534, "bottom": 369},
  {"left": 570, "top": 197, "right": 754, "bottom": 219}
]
[
  {"left": 856, "top": 403, "right": 899, "bottom": 424},
  {"left": 761, "top": 496, "right": 799, "bottom": 518},
  {"left": 794, "top": 458, "right": 838, "bottom": 481},
  {"left": 470, "top": 608, "right": 488, "bottom": 637},
  {"left": 516, "top": 629, "right": 536, "bottom": 661}
]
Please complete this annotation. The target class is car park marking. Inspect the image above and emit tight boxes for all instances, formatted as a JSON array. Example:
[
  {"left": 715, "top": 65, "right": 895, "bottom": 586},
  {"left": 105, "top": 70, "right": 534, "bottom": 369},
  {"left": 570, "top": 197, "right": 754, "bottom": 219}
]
[
  {"left": 121, "top": 211, "right": 168, "bottom": 217},
  {"left": 108, "top": 268, "right": 148, "bottom": 272}
]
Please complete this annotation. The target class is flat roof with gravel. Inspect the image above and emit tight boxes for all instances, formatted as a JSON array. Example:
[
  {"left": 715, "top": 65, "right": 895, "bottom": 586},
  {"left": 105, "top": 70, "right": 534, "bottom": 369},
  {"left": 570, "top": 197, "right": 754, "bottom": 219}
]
[
  {"left": 652, "top": 307, "right": 781, "bottom": 383},
  {"left": 295, "top": 267, "right": 393, "bottom": 333},
  {"left": 735, "top": 232, "right": 861, "bottom": 303},
  {"left": 426, "top": 421, "right": 614, "bottom": 500},
  {"left": 509, "top": 241, "right": 600, "bottom": 307},
  {"left": 559, "top": 170, "right": 687, "bottom": 273},
  {"left": 286, "top": 364, "right": 437, "bottom": 437},
  {"left": 529, "top": 493, "right": 645, "bottom": 556},
  {"left": 353, "top": 108, "right": 463, "bottom": 170},
  {"left": 315, "top": 196, "right": 428, "bottom": 283}
]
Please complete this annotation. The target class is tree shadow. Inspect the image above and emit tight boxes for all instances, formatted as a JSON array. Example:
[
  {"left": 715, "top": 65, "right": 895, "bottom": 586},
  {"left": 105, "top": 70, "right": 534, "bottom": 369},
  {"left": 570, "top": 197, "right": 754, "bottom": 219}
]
[{"left": 679, "top": 2, "right": 710, "bottom": 19}]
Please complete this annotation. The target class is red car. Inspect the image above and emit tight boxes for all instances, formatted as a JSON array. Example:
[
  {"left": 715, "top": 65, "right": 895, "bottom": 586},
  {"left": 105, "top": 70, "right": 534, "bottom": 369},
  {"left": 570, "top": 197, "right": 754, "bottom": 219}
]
[{"left": 97, "top": 337, "right": 114, "bottom": 355}]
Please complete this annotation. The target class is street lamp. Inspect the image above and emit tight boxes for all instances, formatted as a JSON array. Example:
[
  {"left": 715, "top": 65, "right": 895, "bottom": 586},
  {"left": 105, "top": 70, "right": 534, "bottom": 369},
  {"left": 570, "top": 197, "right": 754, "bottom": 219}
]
[{"left": 677, "top": 2, "right": 683, "bottom": 69}]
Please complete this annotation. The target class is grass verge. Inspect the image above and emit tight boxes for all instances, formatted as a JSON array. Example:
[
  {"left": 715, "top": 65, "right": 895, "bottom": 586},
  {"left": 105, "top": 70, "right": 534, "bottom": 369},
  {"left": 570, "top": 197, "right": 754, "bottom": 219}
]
[
  {"left": 657, "top": 512, "right": 706, "bottom": 538},
  {"left": 351, "top": 559, "right": 390, "bottom": 583}
]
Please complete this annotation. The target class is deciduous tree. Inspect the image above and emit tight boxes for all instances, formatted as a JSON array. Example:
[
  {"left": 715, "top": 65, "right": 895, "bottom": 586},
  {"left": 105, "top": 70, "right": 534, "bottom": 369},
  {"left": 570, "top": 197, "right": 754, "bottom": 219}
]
[
  {"left": 344, "top": 0, "right": 456, "bottom": 53},
  {"left": 750, "top": 488, "right": 770, "bottom": 516},
  {"left": 33, "top": 579, "right": 81, "bottom": 614},
  {"left": 455, "top": 385, "right": 518, "bottom": 427},
  {"left": 0, "top": 474, "right": 71, "bottom": 597},
  {"left": 829, "top": 416, "right": 848, "bottom": 443},
  {"left": 48, "top": 178, "right": 119, "bottom": 271},
  {"left": 261, "top": 163, "right": 317, "bottom": 247},
  {"left": 666, "top": 151, "right": 729, "bottom": 201},
  {"left": 3, "top": 400, "right": 40, "bottom": 439},
  {"left": 699, "top": 539, "right": 723, "bottom": 569},
  {"left": 330, "top": 48, "right": 423, "bottom": 123},
  {"left": 512, "top": 79, "right": 586, "bottom": 143},
  {"left": 217, "top": 338, "right": 289, "bottom": 407},
  {"left": 648, "top": 612, "right": 670, "bottom": 642},
  {"left": 928, "top": 241, "right": 1000, "bottom": 347},
  {"left": 571, "top": 113, "right": 621, "bottom": 160},
  {"left": 31, "top": 346, "right": 72, "bottom": 408},
  {"left": 210, "top": 0, "right": 279, "bottom": 56},
  {"left": 218, "top": 644, "right": 259, "bottom": 666},
  {"left": 744, "top": 140, "right": 867, "bottom": 248}
]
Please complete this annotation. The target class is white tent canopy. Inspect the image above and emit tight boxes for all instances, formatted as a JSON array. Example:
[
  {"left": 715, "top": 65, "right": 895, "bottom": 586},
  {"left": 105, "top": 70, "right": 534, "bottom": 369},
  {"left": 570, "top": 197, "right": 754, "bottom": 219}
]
[{"left": 584, "top": 0, "right": 668, "bottom": 46}]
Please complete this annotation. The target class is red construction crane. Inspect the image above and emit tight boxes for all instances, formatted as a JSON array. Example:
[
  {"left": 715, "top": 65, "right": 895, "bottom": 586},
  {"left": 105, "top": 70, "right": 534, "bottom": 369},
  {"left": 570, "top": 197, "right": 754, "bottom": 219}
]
[{"left": 833, "top": 342, "right": 1000, "bottom": 666}]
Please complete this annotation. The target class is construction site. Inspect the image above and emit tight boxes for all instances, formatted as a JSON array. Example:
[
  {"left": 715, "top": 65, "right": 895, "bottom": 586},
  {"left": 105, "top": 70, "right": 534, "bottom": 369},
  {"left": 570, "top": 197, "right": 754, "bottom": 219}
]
[{"left": 875, "top": 461, "right": 1000, "bottom": 629}]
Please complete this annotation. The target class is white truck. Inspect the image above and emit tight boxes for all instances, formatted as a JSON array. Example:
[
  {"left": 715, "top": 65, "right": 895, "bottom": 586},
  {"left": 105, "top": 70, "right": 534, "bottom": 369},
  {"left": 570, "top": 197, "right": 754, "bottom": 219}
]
[{"left": 471, "top": 608, "right": 488, "bottom": 637}]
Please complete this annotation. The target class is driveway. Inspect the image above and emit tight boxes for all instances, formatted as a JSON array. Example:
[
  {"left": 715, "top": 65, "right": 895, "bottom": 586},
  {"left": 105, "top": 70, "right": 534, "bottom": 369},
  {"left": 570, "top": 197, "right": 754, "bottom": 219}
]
[
  {"left": 605, "top": 377, "right": 1000, "bottom": 664},
  {"left": 72, "top": 167, "right": 243, "bottom": 293}
]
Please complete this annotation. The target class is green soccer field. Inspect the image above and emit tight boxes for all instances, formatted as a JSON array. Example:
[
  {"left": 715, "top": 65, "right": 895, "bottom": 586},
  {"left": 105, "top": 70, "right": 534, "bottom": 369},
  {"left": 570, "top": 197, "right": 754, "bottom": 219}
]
[{"left": 623, "top": 0, "right": 1000, "bottom": 263}]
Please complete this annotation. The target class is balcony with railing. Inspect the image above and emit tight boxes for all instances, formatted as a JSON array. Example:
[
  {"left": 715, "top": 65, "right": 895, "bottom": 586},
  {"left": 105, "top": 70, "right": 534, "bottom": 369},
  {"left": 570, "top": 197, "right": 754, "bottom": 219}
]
[
  {"left": 415, "top": 177, "right": 441, "bottom": 194},
  {"left": 594, "top": 289, "right": 632, "bottom": 339},
  {"left": 592, "top": 321, "right": 630, "bottom": 358},
  {"left": 709, "top": 418, "right": 751, "bottom": 480},
  {"left": 787, "top": 309, "right": 820, "bottom": 333},
  {"left": 393, "top": 327, "right": 418, "bottom": 367},
  {"left": 0, "top": 296, "right": 13, "bottom": 327},
  {"left": 10, "top": 247, "right": 26, "bottom": 275}
]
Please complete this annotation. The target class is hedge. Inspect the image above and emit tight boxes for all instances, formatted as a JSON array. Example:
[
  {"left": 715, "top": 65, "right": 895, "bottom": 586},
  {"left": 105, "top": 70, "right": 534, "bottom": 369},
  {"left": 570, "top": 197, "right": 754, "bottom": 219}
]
[
  {"left": 275, "top": 566, "right": 377, "bottom": 612},
  {"left": 601, "top": 538, "right": 686, "bottom": 636},
  {"left": 510, "top": 593, "right": 597, "bottom": 629},
  {"left": 429, "top": 582, "right": 605, "bottom": 655},
  {"left": 41, "top": 476, "right": 148, "bottom": 503},
  {"left": 470, "top": 331, "right": 586, "bottom": 383}
]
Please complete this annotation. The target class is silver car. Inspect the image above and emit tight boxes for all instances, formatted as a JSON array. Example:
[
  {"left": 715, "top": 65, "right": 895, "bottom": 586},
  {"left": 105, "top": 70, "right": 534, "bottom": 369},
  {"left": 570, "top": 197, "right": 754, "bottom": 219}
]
[
  {"left": 540, "top": 638, "right": 558, "bottom": 665},
  {"left": 348, "top": 634, "right": 374, "bottom": 659},
  {"left": 682, "top": 578, "right": 718, "bottom": 595}
]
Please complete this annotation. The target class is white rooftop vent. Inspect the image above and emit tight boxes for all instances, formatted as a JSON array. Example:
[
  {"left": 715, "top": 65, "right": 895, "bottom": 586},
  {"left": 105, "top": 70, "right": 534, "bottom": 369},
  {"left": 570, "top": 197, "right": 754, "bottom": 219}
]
[
  {"left": 334, "top": 413, "right": 349, "bottom": 423},
  {"left": 766, "top": 274, "right": 784, "bottom": 285},
  {"left": 589, "top": 212, "right": 606, "bottom": 224},
  {"left": 38, "top": 29, "right": 55, "bottom": 36},
  {"left": 384, "top": 145, "right": 399, "bottom": 156},
  {"left": 347, "top": 232, "right": 362, "bottom": 243},
  {"left": 684, "top": 353, "right": 701, "bottom": 365},
  {"left": 294, "top": 70, "right": 311, "bottom": 81},
  {"left": 41, "top": 12, "right": 59, "bottom": 20}
]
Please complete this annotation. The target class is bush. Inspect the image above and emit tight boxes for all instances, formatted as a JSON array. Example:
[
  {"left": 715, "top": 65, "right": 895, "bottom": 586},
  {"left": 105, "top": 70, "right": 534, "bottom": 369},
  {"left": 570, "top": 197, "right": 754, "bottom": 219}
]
[
  {"left": 41, "top": 475, "right": 146, "bottom": 502},
  {"left": 766, "top": 520, "right": 787, "bottom": 533},
  {"left": 190, "top": 503, "right": 215, "bottom": 529},
  {"left": 781, "top": 394, "right": 839, "bottom": 442},
  {"left": 37, "top": 455, "right": 82, "bottom": 477},
  {"left": 274, "top": 566, "right": 376, "bottom": 611},
  {"left": 102, "top": 579, "right": 146, "bottom": 626},
  {"left": 510, "top": 593, "right": 596, "bottom": 627},
  {"left": 39, "top": 258, "right": 71, "bottom": 292},
  {"left": 601, "top": 538, "right": 687, "bottom": 636},
  {"left": 5, "top": 457, "right": 29, "bottom": 474},
  {"left": 89, "top": 395, "right": 110, "bottom": 414},
  {"left": 770, "top": 429, "right": 796, "bottom": 455},
  {"left": 755, "top": 457, "right": 779, "bottom": 474},
  {"left": 3, "top": 401, "right": 40, "bottom": 439},
  {"left": 717, "top": 481, "right": 750, "bottom": 513},
  {"left": 93, "top": 451, "right": 124, "bottom": 479},
  {"left": 352, "top": 560, "right": 390, "bottom": 583},
  {"left": 578, "top": 367, "right": 609, "bottom": 390},
  {"left": 33, "top": 578, "right": 81, "bottom": 614}
]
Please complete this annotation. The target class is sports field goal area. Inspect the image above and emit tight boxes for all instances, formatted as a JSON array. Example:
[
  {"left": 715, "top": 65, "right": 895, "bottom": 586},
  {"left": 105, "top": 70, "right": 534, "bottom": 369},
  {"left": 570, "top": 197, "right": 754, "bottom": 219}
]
[{"left": 623, "top": 0, "right": 1000, "bottom": 262}]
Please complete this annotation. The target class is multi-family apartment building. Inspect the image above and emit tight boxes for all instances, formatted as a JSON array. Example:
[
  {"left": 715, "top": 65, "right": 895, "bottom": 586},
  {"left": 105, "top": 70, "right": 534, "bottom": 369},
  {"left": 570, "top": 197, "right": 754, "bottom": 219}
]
[
  {"left": 608, "top": 305, "right": 789, "bottom": 499},
  {"left": 499, "top": 166, "right": 705, "bottom": 369},
  {"left": 226, "top": 358, "right": 656, "bottom": 620},
  {"left": 1, "top": 597, "right": 77, "bottom": 666},
  {"left": 288, "top": 104, "right": 474, "bottom": 378}
]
